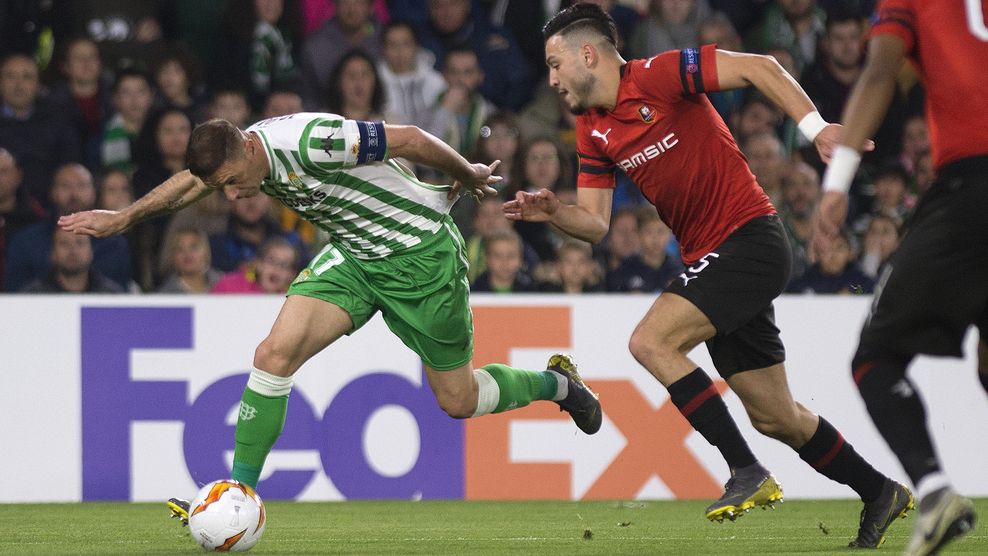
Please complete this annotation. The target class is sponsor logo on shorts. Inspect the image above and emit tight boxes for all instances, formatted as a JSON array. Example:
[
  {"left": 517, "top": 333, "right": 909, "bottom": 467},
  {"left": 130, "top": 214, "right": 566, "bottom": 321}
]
[{"left": 292, "top": 268, "right": 312, "bottom": 285}]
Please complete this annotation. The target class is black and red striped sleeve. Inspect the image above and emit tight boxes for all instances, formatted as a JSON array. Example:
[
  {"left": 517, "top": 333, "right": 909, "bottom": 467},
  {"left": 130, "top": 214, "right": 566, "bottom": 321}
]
[{"left": 574, "top": 117, "right": 616, "bottom": 189}]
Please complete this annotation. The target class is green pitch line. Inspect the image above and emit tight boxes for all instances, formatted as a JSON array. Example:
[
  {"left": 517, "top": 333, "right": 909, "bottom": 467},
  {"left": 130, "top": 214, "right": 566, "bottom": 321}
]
[{"left": 0, "top": 499, "right": 985, "bottom": 555}]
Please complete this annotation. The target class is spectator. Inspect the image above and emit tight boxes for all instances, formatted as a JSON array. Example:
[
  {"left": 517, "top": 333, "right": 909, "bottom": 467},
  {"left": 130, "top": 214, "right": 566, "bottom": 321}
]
[
  {"left": 787, "top": 230, "right": 873, "bottom": 294},
  {"left": 100, "top": 68, "right": 154, "bottom": 173},
  {"left": 300, "top": 0, "right": 390, "bottom": 37},
  {"left": 209, "top": 194, "right": 305, "bottom": 273},
  {"left": 465, "top": 196, "right": 512, "bottom": 283},
  {"left": 211, "top": 236, "right": 300, "bottom": 294},
  {"left": 377, "top": 20, "right": 445, "bottom": 126},
  {"left": 96, "top": 168, "right": 133, "bottom": 211},
  {"left": 778, "top": 160, "right": 821, "bottom": 282},
  {"left": 325, "top": 50, "right": 386, "bottom": 121},
  {"left": 47, "top": 37, "right": 113, "bottom": 155},
  {"left": 507, "top": 136, "right": 571, "bottom": 263},
  {"left": 422, "top": 48, "right": 494, "bottom": 159},
  {"left": 898, "top": 114, "right": 929, "bottom": 175},
  {"left": 150, "top": 46, "right": 207, "bottom": 121},
  {"left": 746, "top": 0, "right": 826, "bottom": 75},
  {"left": 631, "top": 0, "right": 712, "bottom": 58},
  {"left": 742, "top": 132, "right": 787, "bottom": 206},
  {"left": 129, "top": 108, "right": 194, "bottom": 289},
  {"left": 157, "top": 225, "right": 222, "bottom": 293},
  {"left": 4, "top": 163, "right": 131, "bottom": 292},
  {"left": 0, "top": 53, "right": 82, "bottom": 206},
  {"left": 731, "top": 93, "right": 783, "bottom": 147},
  {"left": 220, "top": 0, "right": 301, "bottom": 110},
  {"left": 0, "top": 148, "right": 45, "bottom": 289},
  {"left": 857, "top": 213, "right": 899, "bottom": 280},
  {"left": 207, "top": 89, "right": 252, "bottom": 129},
  {"left": 852, "top": 162, "right": 914, "bottom": 237},
  {"left": 799, "top": 10, "right": 904, "bottom": 165},
  {"left": 912, "top": 149, "right": 934, "bottom": 196},
  {"left": 470, "top": 228, "right": 537, "bottom": 292},
  {"left": 261, "top": 89, "right": 304, "bottom": 119},
  {"left": 598, "top": 207, "right": 640, "bottom": 273},
  {"left": 20, "top": 228, "right": 124, "bottom": 293},
  {"left": 473, "top": 111, "right": 520, "bottom": 195},
  {"left": 417, "top": 0, "right": 533, "bottom": 110},
  {"left": 300, "top": 0, "right": 380, "bottom": 110},
  {"left": 607, "top": 209, "right": 683, "bottom": 292},
  {"left": 539, "top": 239, "right": 603, "bottom": 294}
]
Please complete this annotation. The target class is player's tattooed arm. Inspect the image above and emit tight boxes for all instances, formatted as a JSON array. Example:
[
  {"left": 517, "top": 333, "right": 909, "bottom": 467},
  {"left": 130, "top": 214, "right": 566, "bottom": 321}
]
[
  {"left": 58, "top": 170, "right": 212, "bottom": 237},
  {"left": 385, "top": 124, "right": 500, "bottom": 200}
]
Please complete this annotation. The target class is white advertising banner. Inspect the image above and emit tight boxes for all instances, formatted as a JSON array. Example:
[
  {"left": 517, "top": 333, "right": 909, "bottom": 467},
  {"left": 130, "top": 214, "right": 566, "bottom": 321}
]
[{"left": 0, "top": 294, "right": 984, "bottom": 502}]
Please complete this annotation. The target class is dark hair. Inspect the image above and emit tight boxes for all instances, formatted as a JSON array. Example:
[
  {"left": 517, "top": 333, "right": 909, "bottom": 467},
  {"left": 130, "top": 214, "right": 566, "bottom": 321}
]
[
  {"left": 542, "top": 3, "right": 618, "bottom": 47},
  {"left": 150, "top": 45, "right": 203, "bottom": 94},
  {"left": 111, "top": 67, "right": 152, "bottom": 94},
  {"left": 135, "top": 108, "right": 194, "bottom": 169},
  {"left": 380, "top": 20, "right": 419, "bottom": 46},
  {"left": 325, "top": 49, "right": 385, "bottom": 117},
  {"left": 874, "top": 161, "right": 909, "bottom": 184},
  {"left": 186, "top": 119, "right": 244, "bottom": 179}
]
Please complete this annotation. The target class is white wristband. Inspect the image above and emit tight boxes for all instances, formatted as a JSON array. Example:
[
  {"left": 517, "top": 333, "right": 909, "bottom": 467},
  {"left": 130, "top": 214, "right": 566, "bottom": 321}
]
[
  {"left": 822, "top": 145, "right": 861, "bottom": 193},
  {"left": 797, "top": 111, "right": 829, "bottom": 142}
]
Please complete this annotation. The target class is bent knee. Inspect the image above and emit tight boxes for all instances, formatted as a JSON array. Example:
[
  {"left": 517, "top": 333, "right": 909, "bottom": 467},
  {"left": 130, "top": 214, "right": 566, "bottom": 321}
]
[
  {"left": 253, "top": 338, "right": 297, "bottom": 377},
  {"left": 435, "top": 392, "right": 476, "bottom": 419}
]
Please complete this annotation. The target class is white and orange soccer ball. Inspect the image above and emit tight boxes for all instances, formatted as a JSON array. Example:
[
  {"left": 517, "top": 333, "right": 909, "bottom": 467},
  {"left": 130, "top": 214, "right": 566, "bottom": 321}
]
[{"left": 188, "top": 480, "right": 266, "bottom": 552}]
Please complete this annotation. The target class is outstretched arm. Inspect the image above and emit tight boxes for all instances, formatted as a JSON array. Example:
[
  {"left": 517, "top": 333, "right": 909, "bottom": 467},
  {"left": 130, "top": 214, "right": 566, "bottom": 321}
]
[
  {"left": 385, "top": 124, "right": 499, "bottom": 200},
  {"left": 59, "top": 169, "right": 212, "bottom": 237},
  {"left": 504, "top": 187, "right": 613, "bottom": 243},
  {"left": 714, "top": 49, "right": 873, "bottom": 162}
]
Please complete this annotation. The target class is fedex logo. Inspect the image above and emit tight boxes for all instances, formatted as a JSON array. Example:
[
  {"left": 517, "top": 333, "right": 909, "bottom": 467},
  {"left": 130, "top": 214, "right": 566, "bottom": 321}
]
[{"left": 80, "top": 306, "right": 724, "bottom": 501}]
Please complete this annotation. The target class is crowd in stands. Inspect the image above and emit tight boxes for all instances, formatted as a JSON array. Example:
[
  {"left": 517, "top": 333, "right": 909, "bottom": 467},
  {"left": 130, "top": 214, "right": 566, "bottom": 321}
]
[{"left": 0, "top": 0, "right": 926, "bottom": 297}]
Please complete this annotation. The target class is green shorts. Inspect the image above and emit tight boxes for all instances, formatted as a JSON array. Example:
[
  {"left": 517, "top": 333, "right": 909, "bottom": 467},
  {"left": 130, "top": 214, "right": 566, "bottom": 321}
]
[{"left": 287, "top": 218, "right": 474, "bottom": 371}]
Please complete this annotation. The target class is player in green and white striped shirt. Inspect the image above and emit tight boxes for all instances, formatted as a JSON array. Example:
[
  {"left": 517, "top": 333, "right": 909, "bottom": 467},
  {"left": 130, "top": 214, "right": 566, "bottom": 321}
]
[{"left": 59, "top": 113, "right": 602, "bottom": 502}]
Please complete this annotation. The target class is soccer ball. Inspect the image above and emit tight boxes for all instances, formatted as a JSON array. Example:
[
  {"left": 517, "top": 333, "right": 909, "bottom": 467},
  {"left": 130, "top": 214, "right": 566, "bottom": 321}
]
[{"left": 188, "top": 480, "right": 266, "bottom": 552}]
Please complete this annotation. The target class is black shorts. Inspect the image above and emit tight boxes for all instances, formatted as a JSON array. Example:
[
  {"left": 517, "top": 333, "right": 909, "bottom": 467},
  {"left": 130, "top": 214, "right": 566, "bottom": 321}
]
[
  {"left": 858, "top": 156, "right": 988, "bottom": 358},
  {"left": 665, "top": 214, "right": 792, "bottom": 377}
]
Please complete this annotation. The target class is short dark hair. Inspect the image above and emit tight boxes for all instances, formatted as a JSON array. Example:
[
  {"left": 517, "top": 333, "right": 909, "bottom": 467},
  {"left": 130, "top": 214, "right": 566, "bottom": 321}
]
[
  {"left": 186, "top": 119, "right": 244, "bottom": 179},
  {"left": 542, "top": 3, "right": 617, "bottom": 47}
]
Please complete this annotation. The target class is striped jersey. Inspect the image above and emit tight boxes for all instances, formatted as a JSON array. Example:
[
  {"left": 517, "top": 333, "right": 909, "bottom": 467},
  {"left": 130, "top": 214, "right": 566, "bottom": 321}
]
[{"left": 247, "top": 113, "right": 456, "bottom": 260}]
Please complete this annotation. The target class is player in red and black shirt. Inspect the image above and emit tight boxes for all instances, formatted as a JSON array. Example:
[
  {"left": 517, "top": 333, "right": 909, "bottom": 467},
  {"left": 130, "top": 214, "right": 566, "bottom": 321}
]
[
  {"left": 817, "top": 1, "right": 988, "bottom": 552},
  {"left": 504, "top": 4, "right": 909, "bottom": 547}
]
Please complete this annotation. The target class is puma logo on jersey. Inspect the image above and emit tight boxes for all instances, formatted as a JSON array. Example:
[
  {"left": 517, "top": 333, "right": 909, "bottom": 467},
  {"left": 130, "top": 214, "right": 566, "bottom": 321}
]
[
  {"left": 591, "top": 128, "right": 613, "bottom": 145},
  {"left": 617, "top": 132, "right": 680, "bottom": 171}
]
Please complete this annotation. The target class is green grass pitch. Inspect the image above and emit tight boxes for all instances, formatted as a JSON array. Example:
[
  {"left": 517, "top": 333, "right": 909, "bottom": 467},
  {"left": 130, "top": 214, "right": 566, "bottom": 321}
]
[{"left": 1, "top": 499, "right": 985, "bottom": 554}]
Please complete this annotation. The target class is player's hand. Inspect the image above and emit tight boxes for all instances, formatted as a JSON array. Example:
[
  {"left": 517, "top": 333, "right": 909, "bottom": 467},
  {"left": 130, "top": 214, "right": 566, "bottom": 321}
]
[
  {"left": 809, "top": 190, "right": 849, "bottom": 263},
  {"left": 502, "top": 189, "right": 560, "bottom": 222},
  {"left": 58, "top": 210, "right": 130, "bottom": 238},
  {"left": 448, "top": 160, "right": 501, "bottom": 201},
  {"left": 814, "top": 124, "right": 874, "bottom": 163}
]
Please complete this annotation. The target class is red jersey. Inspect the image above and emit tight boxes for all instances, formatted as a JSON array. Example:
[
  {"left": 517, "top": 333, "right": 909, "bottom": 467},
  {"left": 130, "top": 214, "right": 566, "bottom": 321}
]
[
  {"left": 871, "top": 0, "right": 988, "bottom": 168},
  {"left": 576, "top": 44, "right": 774, "bottom": 265}
]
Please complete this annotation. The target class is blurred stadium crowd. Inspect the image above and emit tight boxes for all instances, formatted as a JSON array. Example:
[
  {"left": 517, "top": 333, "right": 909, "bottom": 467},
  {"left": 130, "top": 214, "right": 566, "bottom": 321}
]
[{"left": 0, "top": 0, "right": 926, "bottom": 296}]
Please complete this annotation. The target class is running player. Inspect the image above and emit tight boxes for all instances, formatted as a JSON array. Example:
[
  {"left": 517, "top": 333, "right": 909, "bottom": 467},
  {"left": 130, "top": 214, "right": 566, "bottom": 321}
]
[
  {"left": 815, "top": 1, "right": 988, "bottom": 553},
  {"left": 58, "top": 113, "right": 602, "bottom": 518},
  {"left": 504, "top": 3, "right": 909, "bottom": 547}
]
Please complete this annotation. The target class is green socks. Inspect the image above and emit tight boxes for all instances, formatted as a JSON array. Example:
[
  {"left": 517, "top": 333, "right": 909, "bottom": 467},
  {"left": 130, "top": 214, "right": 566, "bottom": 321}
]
[
  {"left": 473, "top": 363, "right": 560, "bottom": 416},
  {"left": 231, "top": 368, "right": 293, "bottom": 488}
]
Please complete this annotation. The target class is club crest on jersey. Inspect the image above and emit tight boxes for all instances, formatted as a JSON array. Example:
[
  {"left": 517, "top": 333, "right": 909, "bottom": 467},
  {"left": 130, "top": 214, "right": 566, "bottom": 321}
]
[
  {"left": 638, "top": 105, "right": 655, "bottom": 123},
  {"left": 287, "top": 172, "right": 305, "bottom": 188}
]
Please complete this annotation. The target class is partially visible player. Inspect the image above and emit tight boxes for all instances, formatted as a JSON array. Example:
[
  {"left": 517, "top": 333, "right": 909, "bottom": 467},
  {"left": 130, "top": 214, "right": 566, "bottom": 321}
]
[
  {"left": 815, "top": 1, "right": 988, "bottom": 554},
  {"left": 59, "top": 112, "right": 602, "bottom": 521},
  {"left": 505, "top": 3, "right": 909, "bottom": 547}
]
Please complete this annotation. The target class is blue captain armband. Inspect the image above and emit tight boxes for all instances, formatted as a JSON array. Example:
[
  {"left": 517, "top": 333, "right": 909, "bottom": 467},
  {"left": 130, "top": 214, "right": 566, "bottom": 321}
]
[{"left": 355, "top": 121, "right": 387, "bottom": 164}]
